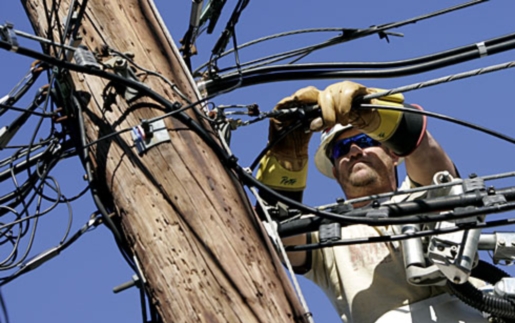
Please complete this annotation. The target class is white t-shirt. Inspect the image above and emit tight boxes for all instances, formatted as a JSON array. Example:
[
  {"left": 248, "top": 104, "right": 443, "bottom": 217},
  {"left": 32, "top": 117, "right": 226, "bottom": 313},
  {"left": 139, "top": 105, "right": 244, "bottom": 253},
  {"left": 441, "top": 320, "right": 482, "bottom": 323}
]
[{"left": 305, "top": 176, "right": 488, "bottom": 323}]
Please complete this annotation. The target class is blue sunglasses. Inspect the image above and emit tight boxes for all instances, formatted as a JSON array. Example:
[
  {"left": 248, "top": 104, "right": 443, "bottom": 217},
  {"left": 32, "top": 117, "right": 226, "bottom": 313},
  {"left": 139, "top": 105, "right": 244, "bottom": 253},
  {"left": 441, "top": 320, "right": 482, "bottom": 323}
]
[{"left": 330, "top": 133, "right": 381, "bottom": 161}]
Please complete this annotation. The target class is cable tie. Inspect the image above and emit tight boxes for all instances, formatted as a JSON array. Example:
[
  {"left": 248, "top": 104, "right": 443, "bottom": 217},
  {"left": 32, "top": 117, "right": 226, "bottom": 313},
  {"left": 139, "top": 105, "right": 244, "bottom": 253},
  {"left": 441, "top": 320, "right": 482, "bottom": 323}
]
[{"left": 476, "top": 41, "right": 488, "bottom": 57}]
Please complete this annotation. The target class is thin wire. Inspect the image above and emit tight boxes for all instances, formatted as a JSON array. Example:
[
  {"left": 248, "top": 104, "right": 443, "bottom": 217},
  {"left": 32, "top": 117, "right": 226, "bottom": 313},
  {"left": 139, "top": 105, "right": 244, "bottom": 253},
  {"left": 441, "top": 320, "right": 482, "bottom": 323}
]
[
  {"left": 14, "top": 29, "right": 78, "bottom": 53},
  {"left": 0, "top": 288, "right": 9, "bottom": 323},
  {"left": 363, "top": 60, "right": 515, "bottom": 101},
  {"left": 108, "top": 48, "right": 192, "bottom": 104},
  {"left": 208, "top": 0, "right": 488, "bottom": 75},
  {"left": 193, "top": 28, "right": 345, "bottom": 75},
  {"left": 288, "top": 214, "right": 515, "bottom": 251}
]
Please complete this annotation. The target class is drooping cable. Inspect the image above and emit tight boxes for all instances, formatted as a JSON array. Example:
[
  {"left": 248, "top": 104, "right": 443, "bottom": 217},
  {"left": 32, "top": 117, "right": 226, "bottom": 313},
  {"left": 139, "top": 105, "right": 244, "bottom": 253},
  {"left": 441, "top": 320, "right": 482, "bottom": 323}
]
[{"left": 201, "top": 0, "right": 489, "bottom": 76}]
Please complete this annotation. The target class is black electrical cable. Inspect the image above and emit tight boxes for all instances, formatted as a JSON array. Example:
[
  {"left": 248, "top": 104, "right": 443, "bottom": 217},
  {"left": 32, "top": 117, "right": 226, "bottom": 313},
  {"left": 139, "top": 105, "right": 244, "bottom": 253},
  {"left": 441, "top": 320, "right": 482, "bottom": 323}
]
[
  {"left": 285, "top": 213, "right": 515, "bottom": 252},
  {"left": 4, "top": 5, "right": 514, "bottom": 323},
  {"left": 248, "top": 120, "right": 305, "bottom": 172},
  {"left": 108, "top": 48, "right": 192, "bottom": 104},
  {"left": 0, "top": 214, "right": 101, "bottom": 287},
  {"left": 128, "top": 87, "right": 515, "bottom": 263},
  {"left": 71, "top": 92, "right": 129, "bottom": 251},
  {"left": 247, "top": 101, "right": 515, "bottom": 234},
  {"left": 0, "top": 103, "right": 53, "bottom": 118},
  {"left": 209, "top": 0, "right": 250, "bottom": 60},
  {"left": 10, "top": 35, "right": 515, "bottom": 229},
  {"left": 448, "top": 260, "right": 515, "bottom": 320},
  {"left": 363, "top": 103, "right": 515, "bottom": 144},
  {"left": 133, "top": 83, "right": 515, "bottom": 231},
  {"left": 221, "top": 32, "right": 515, "bottom": 77},
  {"left": 202, "top": 0, "right": 488, "bottom": 76},
  {"left": 0, "top": 160, "right": 64, "bottom": 269},
  {"left": 199, "top": 34, "right": 515, "bottom": 95},
  {"left": 193, "top": 27, "right": 346, "bottom": 75},
  {"left": 5, "top": 35, "right": 515, "bottom": 231},
  {"left": 6, "top": 12, "right": 515, "bottom": 303},
  {"left": 0, "top": 62, "right": 46, "bottom": 117},
  {"left": 0, "top": 288, "right": 9, "bottom": 323},
  {"left": 40, "top": 0, "right": 61, "bottom": 55},
  {"left": 68, "top": 89, "right": 145, "bottom": 320}
]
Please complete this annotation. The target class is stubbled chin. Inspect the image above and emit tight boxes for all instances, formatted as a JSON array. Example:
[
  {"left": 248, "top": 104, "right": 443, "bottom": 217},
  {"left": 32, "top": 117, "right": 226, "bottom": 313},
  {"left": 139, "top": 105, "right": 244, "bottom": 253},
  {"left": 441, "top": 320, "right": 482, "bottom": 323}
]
[
  {"left": 348, "top": 162, "right": 374, "bottom": 182},
  {"left": 349, "top": 161, "right": 369, "bottom": 173}
]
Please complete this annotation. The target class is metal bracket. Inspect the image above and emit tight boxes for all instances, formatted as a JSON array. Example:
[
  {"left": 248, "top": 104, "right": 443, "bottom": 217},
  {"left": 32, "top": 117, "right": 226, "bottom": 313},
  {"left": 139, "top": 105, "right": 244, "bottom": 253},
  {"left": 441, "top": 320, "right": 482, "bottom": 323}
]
[
  {"left": 0, "top": 22, "right": 18, "bottom": 51},
  {"left": 319, "top": 223, "right": 341, "bottom": 243},
  {"left": 365, "top": 206, "right": 389, "bottom": 218},
  {"left": 406, "top": 264, "right": 447, "bottom": 286},
  {"left": 494, "top": 277, "right": 515, "bottom": 298},
  {"left": 131, "top": 119, "right": 170, "bottom": 155},
  {"left": 493, "top": 232, "right": 515, "bottom": 264},
  {"left": 74, "top": 45, "right": 102, "bottom": 70},
  {"left": 483, "top": 193, "right": 507, "bottom": 207},
  {"left": 462, "top": 177, "right": 485, "bottom": 193},
  {"left": 103, "top": 56, "right": 146, "bottom": 101}
]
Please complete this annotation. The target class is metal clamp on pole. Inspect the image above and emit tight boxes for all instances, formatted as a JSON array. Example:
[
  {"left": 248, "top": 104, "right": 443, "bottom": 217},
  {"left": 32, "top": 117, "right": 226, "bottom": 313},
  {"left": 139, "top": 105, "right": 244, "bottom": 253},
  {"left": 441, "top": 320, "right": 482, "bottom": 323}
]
[
  {"left": 113, "top": 274, "right": 141, "bottom": 294},
  {"left": 0, "top": 22, "right": 19, "bottom": 52},
  {"left": 427, "top": 172, "right": 483, "bottom": 284},
  {"left": 131, "top": 119, "right": 171, "bottom": 155},
  {"left": 103, "top": 55, "right": 147, "bottom": 102}
]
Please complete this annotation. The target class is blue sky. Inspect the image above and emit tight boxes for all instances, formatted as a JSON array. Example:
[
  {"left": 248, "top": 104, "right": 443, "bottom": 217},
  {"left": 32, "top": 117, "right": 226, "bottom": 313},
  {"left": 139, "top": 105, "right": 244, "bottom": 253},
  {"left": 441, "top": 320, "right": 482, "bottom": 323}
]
[{"left": 0, "top": 1, "right": 514, "bottom": 322}]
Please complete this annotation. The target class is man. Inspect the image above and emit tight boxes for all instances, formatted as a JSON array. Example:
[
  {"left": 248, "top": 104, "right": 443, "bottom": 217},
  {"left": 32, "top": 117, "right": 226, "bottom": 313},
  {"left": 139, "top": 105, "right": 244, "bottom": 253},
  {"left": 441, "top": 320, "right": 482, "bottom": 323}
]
[{"left": 257, "top": 81, "right": 488, "bottom": 322}]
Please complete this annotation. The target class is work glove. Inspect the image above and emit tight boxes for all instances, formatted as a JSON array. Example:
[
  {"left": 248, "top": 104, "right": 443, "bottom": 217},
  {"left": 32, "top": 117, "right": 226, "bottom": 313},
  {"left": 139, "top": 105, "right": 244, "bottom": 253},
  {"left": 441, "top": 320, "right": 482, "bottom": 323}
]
[
  {"left": 312, "top": 80, "right": 368, "bottom": 130},
  {"left": 315, "top": 81, "right": 426, "bottom": 156},
  {"left": 256, "top": 86, "right": 319, "bottom": 191}
]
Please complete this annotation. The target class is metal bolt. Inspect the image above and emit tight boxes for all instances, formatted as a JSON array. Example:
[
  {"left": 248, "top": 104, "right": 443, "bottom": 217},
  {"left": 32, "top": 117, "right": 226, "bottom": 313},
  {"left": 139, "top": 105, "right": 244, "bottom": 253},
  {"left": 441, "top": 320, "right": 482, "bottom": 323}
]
[
  {"left": 453, "top": 277, "right": 461, "bottom": 284},
  {"left": 499, "top": 239, "right": 506, "bottom": 246},
  {"left": 437, "top": 171, "right": 451, "bottom": 183}
]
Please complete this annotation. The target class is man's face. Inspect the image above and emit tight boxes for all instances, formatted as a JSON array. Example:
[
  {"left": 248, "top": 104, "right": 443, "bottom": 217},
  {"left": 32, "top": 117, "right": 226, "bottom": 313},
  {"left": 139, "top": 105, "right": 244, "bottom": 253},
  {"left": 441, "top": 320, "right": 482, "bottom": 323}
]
[{"left": 330, "top": 129, "right": 399, "bottom": 200}]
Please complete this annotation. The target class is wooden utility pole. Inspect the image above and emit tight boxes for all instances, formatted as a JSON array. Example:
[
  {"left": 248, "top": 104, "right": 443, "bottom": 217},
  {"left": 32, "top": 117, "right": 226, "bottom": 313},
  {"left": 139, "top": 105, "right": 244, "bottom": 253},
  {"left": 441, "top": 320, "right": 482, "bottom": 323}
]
[{"left": 22, "top": 1, "right": 307, "bottom": 322}]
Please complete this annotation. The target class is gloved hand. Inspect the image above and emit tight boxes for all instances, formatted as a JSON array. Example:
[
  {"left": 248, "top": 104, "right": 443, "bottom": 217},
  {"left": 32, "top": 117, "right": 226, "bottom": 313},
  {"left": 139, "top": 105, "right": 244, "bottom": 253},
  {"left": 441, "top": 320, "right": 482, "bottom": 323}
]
[
  {"left": 314, "top": 81, "right": 425, "bottom": 156},
  {"left": 256, "top": 86, "right": 319, "bottom": 191},
  {"left": 312, "top": 80, "right": 368, "bottom": 130}
]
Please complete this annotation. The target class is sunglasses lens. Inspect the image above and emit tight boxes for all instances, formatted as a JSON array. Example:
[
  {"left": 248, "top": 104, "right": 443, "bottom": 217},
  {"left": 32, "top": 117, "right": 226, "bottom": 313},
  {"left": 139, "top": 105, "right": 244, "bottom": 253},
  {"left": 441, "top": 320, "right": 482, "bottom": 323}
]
[
  {"left": 330, "top": 134, "right": 380, "bottom": 161},
  {"left": 331, "top": 140, "right": 350, "bottom": 160}
]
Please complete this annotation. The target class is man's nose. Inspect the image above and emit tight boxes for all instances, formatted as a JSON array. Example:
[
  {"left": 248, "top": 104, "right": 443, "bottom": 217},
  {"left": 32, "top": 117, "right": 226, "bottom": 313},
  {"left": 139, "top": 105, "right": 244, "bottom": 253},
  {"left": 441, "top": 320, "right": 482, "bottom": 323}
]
[{"left": 346, "top": 144, "right": 364, "bottom": 159}]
